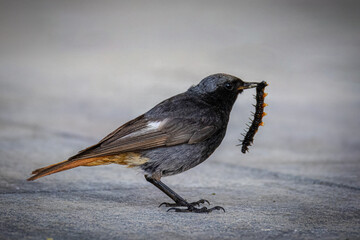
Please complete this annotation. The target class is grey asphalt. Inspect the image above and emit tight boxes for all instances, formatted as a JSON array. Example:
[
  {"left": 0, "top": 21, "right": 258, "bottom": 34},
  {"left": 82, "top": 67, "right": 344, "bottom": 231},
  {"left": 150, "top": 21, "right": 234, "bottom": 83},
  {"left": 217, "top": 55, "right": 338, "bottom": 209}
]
[{"left": 1, "top": 1, "right": 360, "bottom": 239}]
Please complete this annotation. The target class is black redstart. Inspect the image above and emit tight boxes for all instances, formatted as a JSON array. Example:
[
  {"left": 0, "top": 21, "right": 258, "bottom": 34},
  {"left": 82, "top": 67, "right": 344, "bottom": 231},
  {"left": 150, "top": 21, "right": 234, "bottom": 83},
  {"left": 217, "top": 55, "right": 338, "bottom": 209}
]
[{"left": 28, "top": 73, "right": 261, "bottom": 213}]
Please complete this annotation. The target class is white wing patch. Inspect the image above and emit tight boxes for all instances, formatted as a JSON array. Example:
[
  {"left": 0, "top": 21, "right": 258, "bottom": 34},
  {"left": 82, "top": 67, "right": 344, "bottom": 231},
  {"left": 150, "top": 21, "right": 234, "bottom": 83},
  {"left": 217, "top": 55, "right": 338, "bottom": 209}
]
[
  {"left": 121, "top": 119, "right": 168, "bottom": 139},
  {"left": 147, "top": 121, "right": 163, "bottom": 130}
]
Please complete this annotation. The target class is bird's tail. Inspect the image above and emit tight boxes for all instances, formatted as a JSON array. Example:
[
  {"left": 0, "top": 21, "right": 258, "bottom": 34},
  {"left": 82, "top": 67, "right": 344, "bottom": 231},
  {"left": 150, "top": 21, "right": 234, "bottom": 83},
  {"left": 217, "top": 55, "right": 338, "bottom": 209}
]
[
  {"left": 27, "top": 158, "right": 104, "bottom": 181},
  {"left": 27, "top": 153, "right": 141, "bottom": 181}
]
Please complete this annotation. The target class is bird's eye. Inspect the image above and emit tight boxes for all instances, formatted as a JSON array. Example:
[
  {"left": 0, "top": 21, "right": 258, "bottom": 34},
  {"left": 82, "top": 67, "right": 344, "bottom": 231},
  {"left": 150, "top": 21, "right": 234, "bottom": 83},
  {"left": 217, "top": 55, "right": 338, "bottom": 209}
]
[{"left": 224, "top": 82, "right": 234, "bottom": 91}]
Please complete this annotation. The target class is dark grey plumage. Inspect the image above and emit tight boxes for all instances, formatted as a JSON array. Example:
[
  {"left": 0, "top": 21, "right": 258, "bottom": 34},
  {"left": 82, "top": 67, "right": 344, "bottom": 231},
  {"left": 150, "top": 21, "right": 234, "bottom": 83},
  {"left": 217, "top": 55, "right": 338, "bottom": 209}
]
[
  {"left": 28, "top": 73, "right": 259, "bottom": 213},
  {"left": 141, "top": 75, "right": 236, "bottom": 177}
]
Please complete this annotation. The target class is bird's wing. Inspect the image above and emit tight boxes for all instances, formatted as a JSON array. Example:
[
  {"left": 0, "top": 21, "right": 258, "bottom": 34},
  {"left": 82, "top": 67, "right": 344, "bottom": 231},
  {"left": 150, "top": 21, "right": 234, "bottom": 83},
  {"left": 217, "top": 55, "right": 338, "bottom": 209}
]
[{"left": 69, "top": 115, "right": 217, "bottom": 160}]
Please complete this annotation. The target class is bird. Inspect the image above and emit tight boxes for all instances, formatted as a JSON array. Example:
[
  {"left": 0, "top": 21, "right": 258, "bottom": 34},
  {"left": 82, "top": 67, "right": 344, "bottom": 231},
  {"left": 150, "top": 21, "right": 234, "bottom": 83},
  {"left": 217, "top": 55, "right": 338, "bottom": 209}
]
[{"left": 28, "top": 73, "right": 259, "bottom": 213}]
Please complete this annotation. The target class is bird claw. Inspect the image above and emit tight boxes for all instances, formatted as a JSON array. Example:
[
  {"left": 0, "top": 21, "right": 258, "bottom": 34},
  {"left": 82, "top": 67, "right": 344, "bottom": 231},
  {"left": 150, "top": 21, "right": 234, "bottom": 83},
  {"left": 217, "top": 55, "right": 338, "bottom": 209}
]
[
  {"left": 167, "top": 205, "right": 225, "bottom": 213},
  {"left": 159, "top": 202, "right": 181, "bottom": 207},
  {"left": 159, "top": 199, "right": 210, "bottom": 207},
  {"left": 192, "top": 199, "right": 210, "bottom": 206}
]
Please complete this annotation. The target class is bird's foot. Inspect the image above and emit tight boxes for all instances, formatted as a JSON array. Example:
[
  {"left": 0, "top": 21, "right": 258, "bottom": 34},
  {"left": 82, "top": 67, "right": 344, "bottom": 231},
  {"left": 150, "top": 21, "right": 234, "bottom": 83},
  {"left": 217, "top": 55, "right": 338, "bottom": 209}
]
[
  {"left": 159, "top": 199, "right": 210, "bottom": 207},
  {"left": 167, "top": 205, "right": 225, "bottom": 213}
]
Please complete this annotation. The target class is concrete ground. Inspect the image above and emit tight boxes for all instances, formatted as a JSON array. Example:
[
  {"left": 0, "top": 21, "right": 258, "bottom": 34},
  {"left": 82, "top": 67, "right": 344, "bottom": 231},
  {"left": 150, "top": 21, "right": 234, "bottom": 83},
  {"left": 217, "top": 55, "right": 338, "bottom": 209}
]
[{"left": 1, "top": 1, "right": 360, "bottom": 239}]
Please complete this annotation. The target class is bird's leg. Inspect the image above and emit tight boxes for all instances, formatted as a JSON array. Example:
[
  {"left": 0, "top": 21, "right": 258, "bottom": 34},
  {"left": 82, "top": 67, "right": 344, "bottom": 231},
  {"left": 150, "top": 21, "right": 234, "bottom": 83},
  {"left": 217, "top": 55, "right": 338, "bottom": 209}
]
[
  {"left": 145, "top": 175, "right": 225, "bottom": 213},
  {"left": 145, "top": 175, "right": 188, "bottom": 206}
]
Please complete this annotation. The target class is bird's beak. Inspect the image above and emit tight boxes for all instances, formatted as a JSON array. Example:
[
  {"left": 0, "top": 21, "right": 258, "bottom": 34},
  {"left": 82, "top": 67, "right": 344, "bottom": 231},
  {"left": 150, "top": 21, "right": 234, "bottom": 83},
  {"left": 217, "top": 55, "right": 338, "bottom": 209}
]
[{"left": 237, "top": 82, "right": 258, "bottom": 91}]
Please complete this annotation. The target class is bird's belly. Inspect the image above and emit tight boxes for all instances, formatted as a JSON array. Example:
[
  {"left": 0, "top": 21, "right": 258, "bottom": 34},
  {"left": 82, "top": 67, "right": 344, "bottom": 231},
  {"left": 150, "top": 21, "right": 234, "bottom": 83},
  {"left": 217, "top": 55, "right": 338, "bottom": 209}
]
[{"left": 140, "top": 139, "right": 221, "bottom": 177}]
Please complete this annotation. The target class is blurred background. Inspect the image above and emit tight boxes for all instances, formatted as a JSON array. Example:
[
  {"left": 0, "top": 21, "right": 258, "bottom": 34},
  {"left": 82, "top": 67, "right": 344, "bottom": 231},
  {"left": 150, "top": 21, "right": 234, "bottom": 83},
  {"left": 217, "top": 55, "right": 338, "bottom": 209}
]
[
  {"left": 1, "top": 0, "right": 359, "bottom": 185},
  {"left": 1, "top": 1, "right": 360, "bottom": 239}
]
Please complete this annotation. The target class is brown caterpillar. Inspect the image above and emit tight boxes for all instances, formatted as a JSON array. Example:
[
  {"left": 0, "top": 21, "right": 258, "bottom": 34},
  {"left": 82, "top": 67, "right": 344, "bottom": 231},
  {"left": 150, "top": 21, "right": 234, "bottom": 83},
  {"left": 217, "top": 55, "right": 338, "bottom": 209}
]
[{"left": 240, "top": 81, "right": 268, "bottom": 153}]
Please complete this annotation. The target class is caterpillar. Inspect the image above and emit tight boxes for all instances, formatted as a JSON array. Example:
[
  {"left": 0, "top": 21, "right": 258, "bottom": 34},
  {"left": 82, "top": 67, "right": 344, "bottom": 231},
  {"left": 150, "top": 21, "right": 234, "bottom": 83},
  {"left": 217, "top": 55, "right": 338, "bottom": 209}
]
[{"left": 240, "top": 81, "right": 268, "bottom": 153}]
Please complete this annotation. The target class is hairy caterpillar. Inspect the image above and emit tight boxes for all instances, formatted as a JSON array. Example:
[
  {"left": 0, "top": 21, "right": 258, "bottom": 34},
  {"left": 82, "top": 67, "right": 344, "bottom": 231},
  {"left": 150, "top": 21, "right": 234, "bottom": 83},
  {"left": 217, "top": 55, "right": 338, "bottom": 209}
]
[{"left": 240, "top": 81, "right": 268, "bottom": 153}]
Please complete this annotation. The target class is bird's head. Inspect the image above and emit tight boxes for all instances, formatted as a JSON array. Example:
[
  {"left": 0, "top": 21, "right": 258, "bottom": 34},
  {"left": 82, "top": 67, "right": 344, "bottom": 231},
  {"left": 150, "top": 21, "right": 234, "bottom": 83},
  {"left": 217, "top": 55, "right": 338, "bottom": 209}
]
[{"left": 189, "top": 73, "right": 258, "bottom": 110}]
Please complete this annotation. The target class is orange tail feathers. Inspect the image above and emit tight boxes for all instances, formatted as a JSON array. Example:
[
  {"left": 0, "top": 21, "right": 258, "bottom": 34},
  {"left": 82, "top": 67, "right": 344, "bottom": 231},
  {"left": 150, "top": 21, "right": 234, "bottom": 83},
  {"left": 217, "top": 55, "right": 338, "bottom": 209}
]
[
  {"left": 27, "top": 158, "right": 98, "bottom": 181},
  {"left": 27, "top": 153, "right": 145, "bottom": 181}
]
